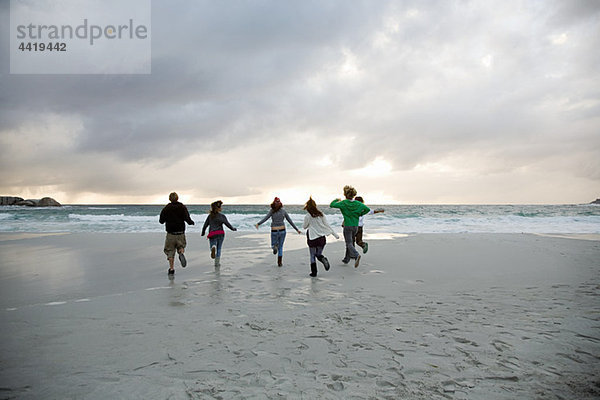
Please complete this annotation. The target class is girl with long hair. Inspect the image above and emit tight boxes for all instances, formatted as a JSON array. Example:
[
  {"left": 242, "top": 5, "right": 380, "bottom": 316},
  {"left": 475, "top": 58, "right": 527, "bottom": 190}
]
[
  {"left": 255, "top": 197, "right": 301, "bottom": 266},
  {"left": 201, "top": 200, "right": 237, "bottom": 267},
  {"left": 303, "top": 197, "right": 339, "bottom": 277}
]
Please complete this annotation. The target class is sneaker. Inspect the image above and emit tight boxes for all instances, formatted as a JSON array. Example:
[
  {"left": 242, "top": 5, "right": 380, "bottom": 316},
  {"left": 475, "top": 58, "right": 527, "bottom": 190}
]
[
  {"left": 272, "top": 244, "right": 278, "bottom": 255},
  {"left": 211, "top": 245, "right": 216, "bottom": 259},
  {"left": 362, "top": 242, "right": 369, "bottom": 254},
  {"left": 309, "top": 272, "right": 317, "bottom": 277},
  {"left": 179, "top": 253, "right": 187, "bottom": 268},
  {"left": 168, "top": 269, "right": 175, "bottom": 275},
  {"left": 354, "top": 255, "right": 361, "bottom": 268},
  {"left": 341, "top": 258, "right": 350, "bottom": 264}
]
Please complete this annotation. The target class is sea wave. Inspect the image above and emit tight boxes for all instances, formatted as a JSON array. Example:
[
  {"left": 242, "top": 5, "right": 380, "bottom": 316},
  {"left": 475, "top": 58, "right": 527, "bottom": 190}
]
[
  {"left": 1, "top": 205, "right": 598, "bottom": 234},
  {"left": 68, "top": 213, "right": 155, "bottom": 222}
]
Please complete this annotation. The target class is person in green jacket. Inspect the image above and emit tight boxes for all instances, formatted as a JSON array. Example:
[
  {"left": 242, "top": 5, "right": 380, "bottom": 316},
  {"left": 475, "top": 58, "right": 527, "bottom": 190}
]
[{"left": 330, "top": 185, "right": 370, "bottom": 268}]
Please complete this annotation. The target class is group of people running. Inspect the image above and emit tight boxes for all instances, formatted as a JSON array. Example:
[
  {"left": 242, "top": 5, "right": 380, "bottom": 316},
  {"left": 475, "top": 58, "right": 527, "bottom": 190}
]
[{"left": 159, "top": 186, "right": 383, "bottom": 278}]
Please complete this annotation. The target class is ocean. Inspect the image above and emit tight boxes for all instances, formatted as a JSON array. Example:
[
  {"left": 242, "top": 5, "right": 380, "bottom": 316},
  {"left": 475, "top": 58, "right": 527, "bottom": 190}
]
[{"left": 0, "top": 204, "right": 599, "bottom": 234}]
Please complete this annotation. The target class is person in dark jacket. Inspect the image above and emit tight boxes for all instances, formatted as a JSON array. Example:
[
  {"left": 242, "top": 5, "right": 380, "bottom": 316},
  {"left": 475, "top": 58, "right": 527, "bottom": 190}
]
[{"left": 159, "top": 192, "right": 195, "bottom": 276}]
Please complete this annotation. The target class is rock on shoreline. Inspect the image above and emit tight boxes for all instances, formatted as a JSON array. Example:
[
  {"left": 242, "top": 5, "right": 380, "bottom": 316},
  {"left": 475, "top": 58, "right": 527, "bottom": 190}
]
[
  {"left": 0, "top": 196, "right": 61, "bottom": 207},
  {"left": 591, "top": 198, "right": 600, "bottom": 205}
]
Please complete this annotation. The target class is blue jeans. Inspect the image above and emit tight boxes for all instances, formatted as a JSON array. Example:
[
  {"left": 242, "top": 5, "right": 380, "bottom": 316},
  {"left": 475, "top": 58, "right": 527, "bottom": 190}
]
[
  {"left": 209, "top": 234, "right": 225, "bottom": 257},
  {"left": 309, "top": 246, "right": 324, "bottom": 263},
  {"left": 271, "top": 230, "right": 286, "bottom": 256}
]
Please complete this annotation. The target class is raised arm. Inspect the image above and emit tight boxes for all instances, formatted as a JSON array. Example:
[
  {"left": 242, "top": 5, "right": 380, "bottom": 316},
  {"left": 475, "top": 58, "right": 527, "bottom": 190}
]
[{"left": 359, "top": 203, "right": 371, "bottom": 216}]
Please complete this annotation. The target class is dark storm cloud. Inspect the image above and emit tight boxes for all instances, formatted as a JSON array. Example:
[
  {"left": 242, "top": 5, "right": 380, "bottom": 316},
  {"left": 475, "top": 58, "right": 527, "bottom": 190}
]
[{"left": 1, "top": 0, "right": 387, "bottom": 160}]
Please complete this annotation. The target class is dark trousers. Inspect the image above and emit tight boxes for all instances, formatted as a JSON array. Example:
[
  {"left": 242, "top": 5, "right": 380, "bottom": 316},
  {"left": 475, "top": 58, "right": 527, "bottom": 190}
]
[
  {"left": 343, "top": 226, "right": 359, "bottom": 261},
  {"left": 354, "top": 226, "right": 365, "bottom": 248}
]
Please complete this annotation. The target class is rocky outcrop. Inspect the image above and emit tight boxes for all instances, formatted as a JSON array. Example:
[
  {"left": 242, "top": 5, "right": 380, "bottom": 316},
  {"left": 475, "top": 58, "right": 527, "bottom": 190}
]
[
  {"left": 1, "top": 196, "right": 61, "bottom": 207},
  {"left": 0, "top": 196, "right": 24, "bottom": 205},
  {"left": 37, "top": 197, "right": 62, "bottom": 207},
  {"left": 591, "top": 198, "right": 600, "bottom": 205},
  {"left": 15, "top": 199, "right": 38, "bottom": 207}
]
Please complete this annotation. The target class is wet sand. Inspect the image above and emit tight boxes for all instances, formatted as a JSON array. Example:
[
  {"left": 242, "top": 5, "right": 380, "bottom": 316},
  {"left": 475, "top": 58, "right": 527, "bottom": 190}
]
[{"left": 0, "top": 232, "right": 599, "bottom": 399}]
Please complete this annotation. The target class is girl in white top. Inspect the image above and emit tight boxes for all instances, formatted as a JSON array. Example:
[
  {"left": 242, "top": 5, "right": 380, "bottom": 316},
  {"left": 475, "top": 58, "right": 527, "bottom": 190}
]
[{"left": 303, "top": 197, "right": 339, "bottom": 277}]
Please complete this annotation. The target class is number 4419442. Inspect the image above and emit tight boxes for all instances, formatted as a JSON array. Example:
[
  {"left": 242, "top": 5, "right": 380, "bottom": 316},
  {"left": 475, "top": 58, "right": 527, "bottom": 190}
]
[{"left": 18, "top": 42, "right": 66, "bottom": 51}]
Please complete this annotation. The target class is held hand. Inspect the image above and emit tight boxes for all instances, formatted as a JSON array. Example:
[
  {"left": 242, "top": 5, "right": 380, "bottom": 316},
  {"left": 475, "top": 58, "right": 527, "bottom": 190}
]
[
  {"left": 233, "top": 228, "right": 238, "bottom": 231},
  {"left": 255, "top": 224, "right": 259, "bottom": 230},
  {"left": 296, "top": 229, "right": 302, "bottom": 234}
]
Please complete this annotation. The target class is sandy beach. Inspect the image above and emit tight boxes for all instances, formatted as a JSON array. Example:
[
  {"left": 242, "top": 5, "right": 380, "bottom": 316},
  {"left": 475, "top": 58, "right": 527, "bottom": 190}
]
[{"left": 0, "top": 232, "right": 599, "bottom": 399}]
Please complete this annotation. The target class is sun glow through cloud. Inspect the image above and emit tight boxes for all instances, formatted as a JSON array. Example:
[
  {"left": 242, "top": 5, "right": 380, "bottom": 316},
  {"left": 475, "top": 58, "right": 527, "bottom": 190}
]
[{"left": 353, "top": 157, "right": 393, "bottom": 177}]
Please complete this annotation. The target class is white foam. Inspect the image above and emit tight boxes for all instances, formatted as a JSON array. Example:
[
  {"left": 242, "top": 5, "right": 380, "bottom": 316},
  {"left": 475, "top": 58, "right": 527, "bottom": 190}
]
[{"left": 68, "top": 214, "right": 155, "bottom": 222}]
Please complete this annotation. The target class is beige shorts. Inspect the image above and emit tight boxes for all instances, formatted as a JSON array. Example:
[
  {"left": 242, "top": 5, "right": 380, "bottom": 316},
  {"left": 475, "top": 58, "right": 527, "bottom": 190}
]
[{"left": 164, "top": 233, "right": 186, "bottom": 259}]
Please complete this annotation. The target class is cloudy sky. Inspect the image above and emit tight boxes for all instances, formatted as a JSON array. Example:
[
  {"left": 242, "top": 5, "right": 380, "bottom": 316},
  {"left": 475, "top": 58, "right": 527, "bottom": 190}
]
[{"left": 1, "top": 0, "right": 599, "bottom": 204}]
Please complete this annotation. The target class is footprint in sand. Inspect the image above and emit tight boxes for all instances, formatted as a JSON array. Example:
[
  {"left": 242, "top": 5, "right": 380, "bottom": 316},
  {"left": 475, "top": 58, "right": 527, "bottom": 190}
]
[
  {"left": 453, "top": 337, "right": 478, "bottom": 346},
  {"left": 491, "top": 339, "right": 512, "bottom": 352},
  {"left": 257, "top": 369, "right": 276, "bottom": 383},
  {"left": 376, "top": 379, "right": 397, "bottom": 388},
  {"left": 327, "top": 381, "right": 344, "bottom": 391}
]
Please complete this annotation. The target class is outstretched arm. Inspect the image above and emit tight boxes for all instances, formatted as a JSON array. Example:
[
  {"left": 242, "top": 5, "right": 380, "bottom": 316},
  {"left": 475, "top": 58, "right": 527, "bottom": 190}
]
[
  {"left": 201, "top": 216, "right": 210, "bottom": 236},
  {"left": 256, "top": 210, "right": 273, "bottom": 228},
  {"left": 322, "top": 216, "right": 340, "bottom": 239},
  {"left": 284, "top": 211, "right": 301, "bottom": 233},
  {"left": 222, "top": 215, "right": 237, "bottom": 231},
  {"left": 303, "top": 214, "right": 310, "bottom": 230},
  {"left": 184, "top": 206, "right": 195, "bottom": 225}
]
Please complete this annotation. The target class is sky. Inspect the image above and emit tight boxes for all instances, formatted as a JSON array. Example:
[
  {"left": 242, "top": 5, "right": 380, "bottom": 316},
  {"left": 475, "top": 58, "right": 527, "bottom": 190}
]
[{"left": 1, "top": 0, "right": 599, "bottom": 205}]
